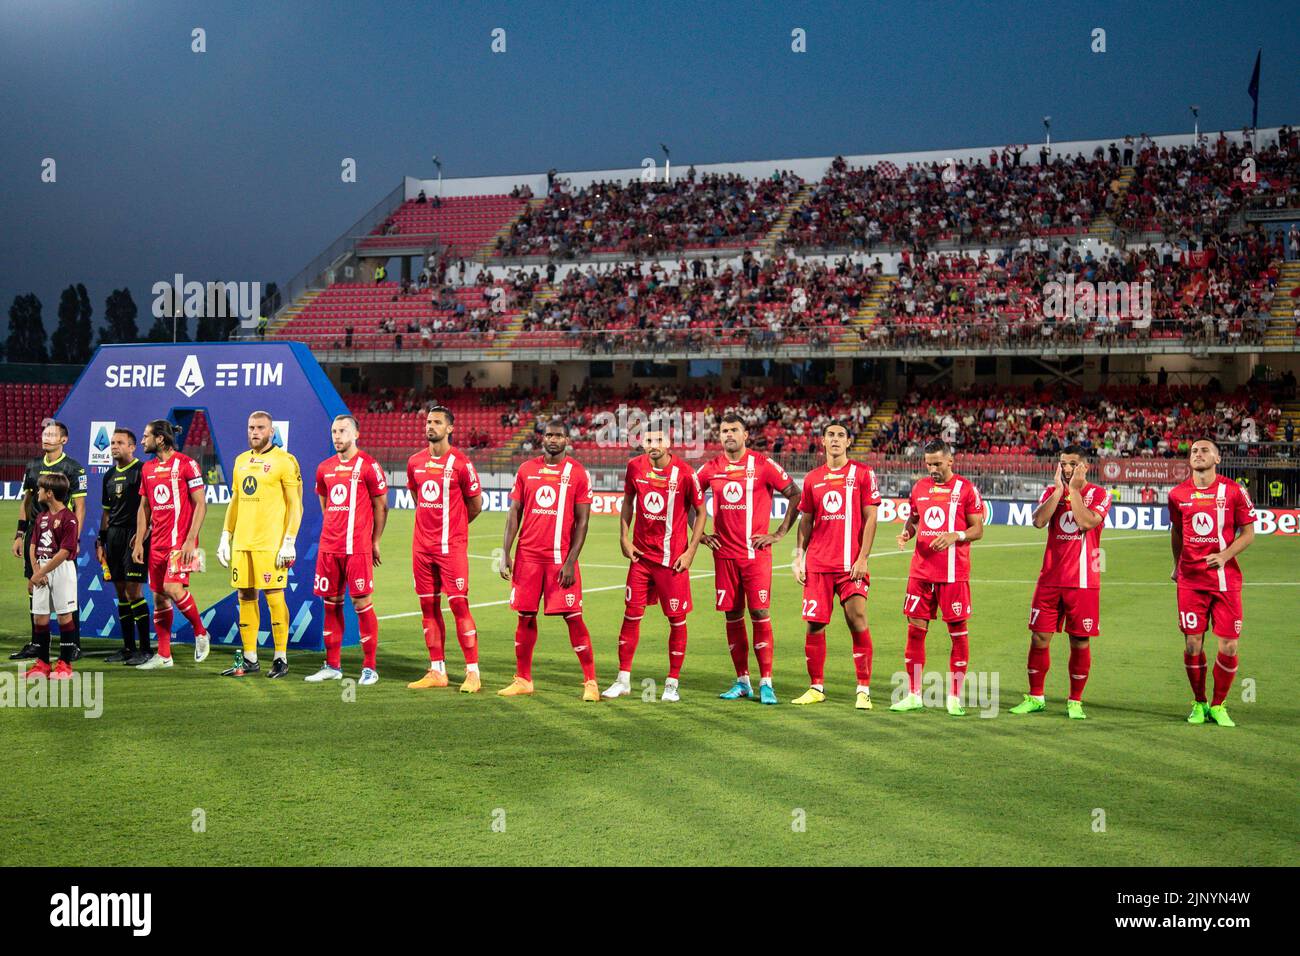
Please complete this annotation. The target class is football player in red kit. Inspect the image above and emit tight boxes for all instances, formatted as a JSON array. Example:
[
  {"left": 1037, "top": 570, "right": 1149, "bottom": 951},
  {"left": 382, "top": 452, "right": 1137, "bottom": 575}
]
[
  {"left": 406, "top": 404, "right": 484, "bottom": 693},
  {"left": 1169, "top": 439, "right": 1255, "bottom": 727},
  {"left": 306, "top": 415, "right": 388, "bottom": 685},
  {"left": 790, "top": 423, "right": 880, "bottom": 709},
  {"left": 603, "top": 426, "right": 706, "bottom": 702},
  {"left": 498, "top": 419, "right": 597, "bottom": 700},
  {"left": 696, "top": 412, "right": 800, "bottom": 706},
  {"left": 1010, "top": 445, "right": 1110, "bottom": 719},
  {"left": 891, "top": 440, "right": 984, "bottom": 717},
  {"left": 131, "top": 419, "right": 211, "bottom": 670}
]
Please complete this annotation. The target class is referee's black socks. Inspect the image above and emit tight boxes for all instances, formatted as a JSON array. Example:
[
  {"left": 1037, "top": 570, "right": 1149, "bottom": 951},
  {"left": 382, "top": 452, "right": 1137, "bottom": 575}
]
[
  {"left": 132, "top": 599, "right": 151, "bottom": 654},
  {"left": 117, "top": 599, "right": 137, "bottom": 652}
]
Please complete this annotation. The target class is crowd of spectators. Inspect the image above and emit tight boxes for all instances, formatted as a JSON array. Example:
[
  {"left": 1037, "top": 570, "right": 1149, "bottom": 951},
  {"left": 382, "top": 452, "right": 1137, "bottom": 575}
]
[
  {"left": 872, "top": 384, "right": 1280, "bottom": 458},
  {"left": 785, "top": 152, "right": 1115, "bottom": 252},
  {"left": 496, "top": 170, "right": 803, "bottom": 258}
]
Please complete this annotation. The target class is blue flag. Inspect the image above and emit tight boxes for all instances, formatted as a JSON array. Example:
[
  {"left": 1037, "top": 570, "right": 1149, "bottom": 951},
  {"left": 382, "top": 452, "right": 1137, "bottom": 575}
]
[{"left": 1247, "top": 50, "right": 1260, "bottom": 129}]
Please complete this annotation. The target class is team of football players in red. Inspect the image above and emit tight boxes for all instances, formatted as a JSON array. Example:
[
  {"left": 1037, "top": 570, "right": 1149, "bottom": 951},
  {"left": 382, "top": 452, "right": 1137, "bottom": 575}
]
[{"left": 310, "top": 406, "right": 1254, "bottom": 725}]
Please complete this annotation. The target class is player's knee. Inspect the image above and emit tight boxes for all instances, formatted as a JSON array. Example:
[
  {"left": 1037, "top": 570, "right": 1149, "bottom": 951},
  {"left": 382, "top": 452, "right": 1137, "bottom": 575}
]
[
  {"left": 749, "top": 609, "right": 769, "bottom": 622},
  {"left": 153, "top": 593, "right": 172, "bottom": 609},
  {"left": 1030, "top": 631, "right": 1051, "bottom": 648},
  {"left": 624, "top": 606, "right": 645, "bottom": 620},
  {"left": 1068, "top": 635, "right": 1090, "bottom": 649},
  {"left": 947, "top": 620, "right": 968, "bottom": 637},
  {"left": 806, "top": 623, "right": 826, "bottom": 636},
  {"left": 725, "top": 610, "right": 745, "bottom": 623}
]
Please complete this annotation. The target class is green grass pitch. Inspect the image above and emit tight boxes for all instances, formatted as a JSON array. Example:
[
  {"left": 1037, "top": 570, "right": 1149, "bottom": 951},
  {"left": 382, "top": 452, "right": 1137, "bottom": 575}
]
[{"left": 2, "top": 502, "right": 1295, "bottom": 866}]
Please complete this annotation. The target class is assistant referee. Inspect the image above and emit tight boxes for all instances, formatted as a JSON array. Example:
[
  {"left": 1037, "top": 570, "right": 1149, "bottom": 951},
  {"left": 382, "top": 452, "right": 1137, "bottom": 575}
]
[{"left": 96, "top": 427, "right": 153, "bottom": 664}]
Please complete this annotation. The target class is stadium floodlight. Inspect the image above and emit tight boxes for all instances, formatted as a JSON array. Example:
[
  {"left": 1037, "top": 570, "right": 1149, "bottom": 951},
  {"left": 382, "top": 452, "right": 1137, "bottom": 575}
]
[
  {"left": 432, "top": 155, "right": 443, "bottom": 199},
  {"left": 1190, "top": 105, "right": 1200, "bottom": 148},
  {"left": 660, "top": 143, "right": 671, "bottom": 182},
  {"left": 1042, "top": 116, "right": 1051, "bottom": 154}
]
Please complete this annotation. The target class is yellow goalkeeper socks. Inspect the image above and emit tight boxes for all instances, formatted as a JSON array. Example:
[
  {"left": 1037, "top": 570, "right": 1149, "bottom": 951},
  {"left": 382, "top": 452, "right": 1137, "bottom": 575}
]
[
  {"left": 238, "top": 597, "right": 260, "bottom": 661},
  {"left": 266, "top": 589, "right": 289, "bottom": 656}
]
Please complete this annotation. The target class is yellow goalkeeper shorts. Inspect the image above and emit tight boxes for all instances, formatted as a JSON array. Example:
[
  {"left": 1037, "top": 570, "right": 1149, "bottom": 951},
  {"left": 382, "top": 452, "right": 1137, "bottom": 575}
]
[{"left": 230, "top": 550, "right": 287, "bottom": 591}]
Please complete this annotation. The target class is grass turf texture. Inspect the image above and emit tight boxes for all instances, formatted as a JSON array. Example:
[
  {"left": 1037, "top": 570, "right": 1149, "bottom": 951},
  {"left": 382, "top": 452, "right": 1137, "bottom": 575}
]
[{"left": 1, "top": 502, "right": 1295, "bottom": 866}]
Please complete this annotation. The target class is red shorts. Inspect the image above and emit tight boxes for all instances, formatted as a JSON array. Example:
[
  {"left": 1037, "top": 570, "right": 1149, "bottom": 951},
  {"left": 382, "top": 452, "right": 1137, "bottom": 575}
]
[
  {"left": 413, "top": 549, "right": 470, "bottom": 599},
  {"left": 314, "top": 550, "right": 375, "bottom": 598},
  {"left": 903, "top": 577, "right": 972, "bottom": 623},
  {"left": 626, "top": 558, "right": 693, "bottom": 616},
  {"left": 801, "top": 570, "right": 870, "bottom": 624},
  {"left": 713, "top": 552, "right": 773, "bottom": 612},
  {"left": 510, "top": 557, "right": 583, "bottom": 615},
  {"left": 1177, "top": 587, "right": 1244, "bottom": 639},
  {"left": 1029, "top": 583, "right": 1100, "bottom": 637},
  {"left": 147, "top": 549, "right": 189, "bottom": 594}
]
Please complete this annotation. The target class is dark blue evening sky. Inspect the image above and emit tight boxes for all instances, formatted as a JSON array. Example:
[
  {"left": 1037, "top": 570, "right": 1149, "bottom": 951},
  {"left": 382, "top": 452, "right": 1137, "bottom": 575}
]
[{"left": 1, "top": 0, "right": 1295, "bottom": 334}]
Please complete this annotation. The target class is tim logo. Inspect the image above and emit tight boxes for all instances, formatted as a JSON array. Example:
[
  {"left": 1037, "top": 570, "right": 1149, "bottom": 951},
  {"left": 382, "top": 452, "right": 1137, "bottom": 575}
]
[
  {"left": 823, "top": 490, "right": 843, "bottom": 513},
  {"left": 152, "top": 484, "right": 171, "bottom": 505},
  {"left": 535, "top": 486, "right": 557, "bottom": 508},
  {"left": 1191, "top": 512, "right": 1215, "bottom": 536},
  {"left": 925, "top": 506, "right": 946, "bottom": 530},
  {"left": 722, "top": 481, "right": 743, "bottom": 504},
  {"left": 329, "top": 483, "right": 349, "bottom": 504},
  {"left": 643, "top": 491, "right": 665, "bottom": 514},
  {"left": 1083, "top": 618, "right": 1094, "bottom": 632},
  {"left": 564, "top": 593, "right": 575, "bottom": 607},
  {"left": 420, "top": 480, "right": 440, "bottom": 503}
]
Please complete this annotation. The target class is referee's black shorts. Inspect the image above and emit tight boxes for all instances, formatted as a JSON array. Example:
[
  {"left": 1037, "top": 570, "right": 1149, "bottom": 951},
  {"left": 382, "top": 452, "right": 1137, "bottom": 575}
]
[{"left": 104, "top": 526, "right": 146, "bottom": 582}]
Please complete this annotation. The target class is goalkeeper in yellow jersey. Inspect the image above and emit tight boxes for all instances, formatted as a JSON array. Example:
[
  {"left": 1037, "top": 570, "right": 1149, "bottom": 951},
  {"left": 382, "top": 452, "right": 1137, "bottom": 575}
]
[{"left": 216, "top": 411, "right": 304, "bottom": 679}]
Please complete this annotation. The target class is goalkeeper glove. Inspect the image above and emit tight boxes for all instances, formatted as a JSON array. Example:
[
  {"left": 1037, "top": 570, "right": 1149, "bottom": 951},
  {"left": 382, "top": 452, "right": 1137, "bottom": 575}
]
[
  {"left": 216, "top": 530, "right": 231, "bottom": 568},
  {"left": 276, "top": 534, "right": 296, "bottom": 569}
]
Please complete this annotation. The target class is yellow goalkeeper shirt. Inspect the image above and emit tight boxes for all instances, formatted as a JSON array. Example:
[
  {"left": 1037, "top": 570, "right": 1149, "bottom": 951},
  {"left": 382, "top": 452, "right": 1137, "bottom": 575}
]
[{"left": 225, "top": 445, "right": 303, "bottom": 551}]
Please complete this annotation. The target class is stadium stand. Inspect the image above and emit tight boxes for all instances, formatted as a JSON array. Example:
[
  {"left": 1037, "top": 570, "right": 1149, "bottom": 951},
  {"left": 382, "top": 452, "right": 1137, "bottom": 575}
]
[{"left": 359, "top": 194, "right": 529, "bottom": 257}]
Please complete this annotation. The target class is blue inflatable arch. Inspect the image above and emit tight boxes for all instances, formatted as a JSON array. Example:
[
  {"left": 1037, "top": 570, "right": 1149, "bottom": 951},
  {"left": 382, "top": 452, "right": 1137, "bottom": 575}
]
[{"left": 56, "top": 342, "right": 351, "bottom": 652}]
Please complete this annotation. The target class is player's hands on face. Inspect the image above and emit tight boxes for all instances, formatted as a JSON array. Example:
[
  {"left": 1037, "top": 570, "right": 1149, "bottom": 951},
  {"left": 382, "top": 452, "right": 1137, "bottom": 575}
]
[
  {"left": 1068, "top": 461, "right": 1088, "bottom": 492},
  {"left": 750, "top": 533, "right": 778, "bottom": 550},
  {"left": 1054, "top": 464, "right": 1066, "bottom": 492},
  {"left": 700, "top": 532, "right": 720, "bottom": 551},
  {"left": 557, "top": 561, "right": 576, "bottom": 589}
]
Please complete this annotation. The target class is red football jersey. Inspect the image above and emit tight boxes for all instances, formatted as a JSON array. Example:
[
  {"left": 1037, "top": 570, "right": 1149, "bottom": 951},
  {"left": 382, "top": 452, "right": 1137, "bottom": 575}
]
[
  {"left": 34, "top": 509, "right": 79, "bottom": 562},
  {"left": 696, "top": 450, "right": 793, "bottom": 560},
  {"left": 315, "top": 450, "right": 387, "bottom": 555},
  {"left": 799, "top": 461, "right": 881, "bottom": 573},
  {"left": 406, "top": 447, "right": 481, "bottom": 555},
  {"left": 624, "top": 454, "right": 704, "bottom": 566},
  {"left": 1168, "top": 475, "right": 1255, "bottom": 592},
  {"left": 142, "top": 452, "right": 204, "bottom": 550},
  {"left": 511, "top": 456, "right": 593, "bottom": 565},
  {"left": 1036, "top": 483, "right": 1110, "bottom": 589},
  {"left": 907, "top": 473, "right": 983, "bottom": 583}
]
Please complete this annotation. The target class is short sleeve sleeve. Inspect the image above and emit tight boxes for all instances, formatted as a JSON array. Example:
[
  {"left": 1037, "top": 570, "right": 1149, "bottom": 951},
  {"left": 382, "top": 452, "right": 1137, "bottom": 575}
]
[
  {"left": 966, "top": 482, "right": 984, "bottom": 518},
  {"left": 863, "top": 466, "right": 882, "bottom": 507},
  {"left": 799, "top": 477, "right": 815, "bottom": 514},
  {"left": 1038, "top": 485, "right": 1055, "bottom": 505},
  {"left": 72, "top": 465, "right": 88, "bottom": 498},
  {"left": 366, "top": 459, "right": 388, "bottom": 497},
  {"left": 459, "top": 459, "right": 480, "bottom": 498},
  {"left": 687, "top": 468, "right": 704, "bottom": 507},
  {"left": 510, "top": 468, "right": 525, "bottom": 502},
  {"left": 1235, "top": 485, "right": 1256, "bottom": 525},
  {"left": 184, "top": 457, "right": 204, "bottom": 491},
  {"left": 314, "top": 464, "right": 327, "bottom": 498},
  {"left": 1088, "top": 485, "right": 1111, "bottom": 517},
  {"left": 765, "top": 457, "right": 792, "bottom": 491},
  {"left": 573, "top": 467, "right": 593, "bottom": 505},
  {"left": 623, "top": 464, "right": 637, "bottom": 498},
  {"left": 406, "top": 458, "right": 417, "bottom": 492}
]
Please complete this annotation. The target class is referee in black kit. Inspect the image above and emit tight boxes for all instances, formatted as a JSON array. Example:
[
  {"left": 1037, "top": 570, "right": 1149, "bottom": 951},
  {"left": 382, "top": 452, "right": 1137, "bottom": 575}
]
[
  {"left": 96, "top": 427, "right": 153, "bottom": 664},
  {"left": 10, "top": 419, "right": 87, "bottom": 660}
]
